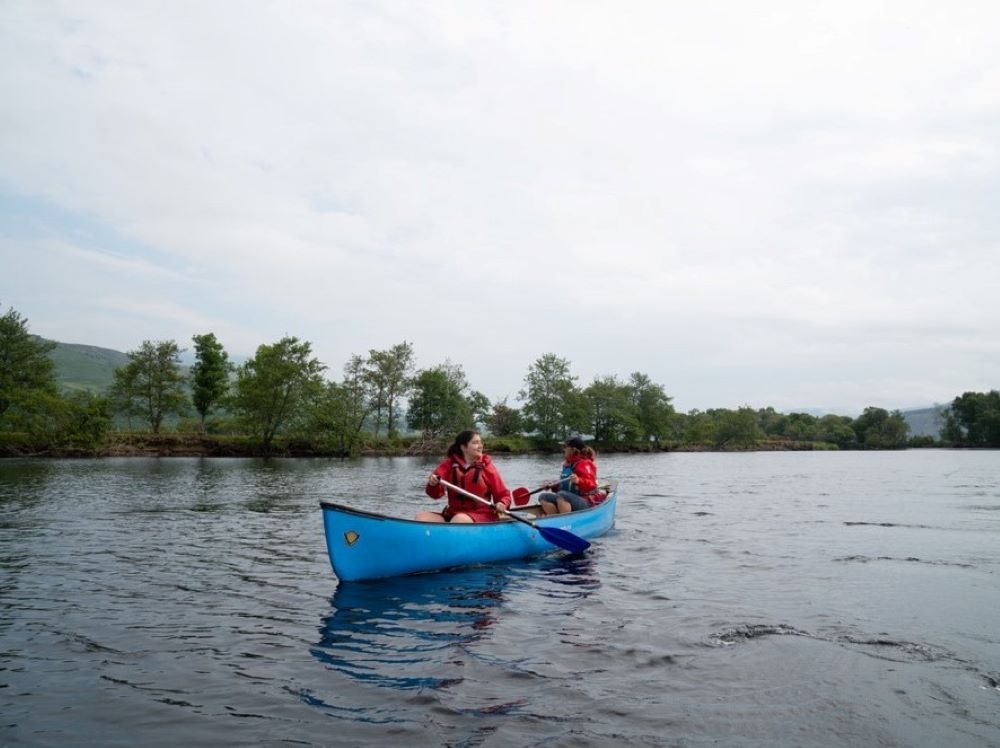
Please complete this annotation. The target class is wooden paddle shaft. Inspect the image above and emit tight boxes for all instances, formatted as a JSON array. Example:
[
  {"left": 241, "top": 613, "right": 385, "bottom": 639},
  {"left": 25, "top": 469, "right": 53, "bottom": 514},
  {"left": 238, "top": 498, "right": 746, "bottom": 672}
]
[{"left": 436, "top": 478, "right": 534, "bottom": 525}]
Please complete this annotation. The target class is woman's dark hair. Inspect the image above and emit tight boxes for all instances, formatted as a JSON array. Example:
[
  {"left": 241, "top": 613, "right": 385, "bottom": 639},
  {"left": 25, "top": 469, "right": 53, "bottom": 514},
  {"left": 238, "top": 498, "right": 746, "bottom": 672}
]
[
  {"left": 447, "top": 429, "right": 480, "bottom": 459},
  {"left": 565, "top": 436, "right": 595, "bottom": 460}
]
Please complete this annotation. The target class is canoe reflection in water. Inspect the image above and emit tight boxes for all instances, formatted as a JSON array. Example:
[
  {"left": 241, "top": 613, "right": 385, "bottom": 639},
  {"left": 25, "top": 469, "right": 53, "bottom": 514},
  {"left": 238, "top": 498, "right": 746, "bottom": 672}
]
[
  {"left": 310, "top": 555, "right": 601, "bottom": 694},
  {"left": 310, "top": 567, "right": 511, "bottom": 691}
]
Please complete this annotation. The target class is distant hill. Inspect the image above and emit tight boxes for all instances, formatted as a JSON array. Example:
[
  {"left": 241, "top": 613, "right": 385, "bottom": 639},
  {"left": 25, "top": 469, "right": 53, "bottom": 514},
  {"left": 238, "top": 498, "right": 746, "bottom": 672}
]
[
  {"left": 901, "top": 406, "right": 946, "bottom": 439},
  {"left": 43, "top": 339, "right": 200, "bottom": 399},
  {"left": 40, "top": 338, "right": 130, "bottom": 394}
]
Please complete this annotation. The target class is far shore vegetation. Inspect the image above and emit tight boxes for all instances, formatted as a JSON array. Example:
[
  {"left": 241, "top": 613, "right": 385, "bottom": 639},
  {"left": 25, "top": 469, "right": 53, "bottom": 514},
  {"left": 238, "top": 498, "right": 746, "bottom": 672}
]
[{"left": 2, "top": 303, "right": 998, "bottom": 458}]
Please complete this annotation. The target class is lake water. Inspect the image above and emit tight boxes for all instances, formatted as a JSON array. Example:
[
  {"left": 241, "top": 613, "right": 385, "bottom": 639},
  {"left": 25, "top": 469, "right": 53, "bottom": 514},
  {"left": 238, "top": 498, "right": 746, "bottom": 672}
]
[{"left": 1, "top": 451, "right": 998, "bottom": 746}]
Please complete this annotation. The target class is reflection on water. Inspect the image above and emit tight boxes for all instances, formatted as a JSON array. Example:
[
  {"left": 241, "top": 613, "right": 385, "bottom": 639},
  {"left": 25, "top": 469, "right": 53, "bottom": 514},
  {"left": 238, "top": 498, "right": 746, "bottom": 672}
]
[
  {"left": 0, "top": 459, "right": 56, "bottom": 513},
  {"left": 531, "top": 551, "right": 602, "bottom": 594},
  {"left": 309, "top": 552, "right": 603, "bottom": 701},
  {"left": 311, "top": 568, "right": 510, "bottom": 690}
]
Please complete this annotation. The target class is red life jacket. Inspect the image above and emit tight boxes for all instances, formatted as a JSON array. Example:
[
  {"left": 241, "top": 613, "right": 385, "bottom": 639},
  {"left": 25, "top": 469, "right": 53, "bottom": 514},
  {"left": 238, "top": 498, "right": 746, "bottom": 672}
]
[
  {"left": 448, "top": 459, "right": 487, "bottom": 498},
  {"left": 567, "top": 454, "right": 598, "bottom": 495},
  {"left": 563, "top": 454, "right": 603, "bottom": 506},
  {"left": 427, "top": 453, "right": 511, "bottom": 519}
]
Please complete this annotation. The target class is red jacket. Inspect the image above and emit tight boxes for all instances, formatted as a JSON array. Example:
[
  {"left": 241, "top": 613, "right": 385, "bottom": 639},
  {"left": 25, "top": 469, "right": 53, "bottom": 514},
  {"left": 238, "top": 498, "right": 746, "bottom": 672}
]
[
  {"left": 426, "top": 454, "right": 512, "bottom": 522},
  {"left": 554, "top": 454, "right": 602, "bottom": 505},
  {"left": 568, "top": 454, "right": 598, "bottom": 495}
]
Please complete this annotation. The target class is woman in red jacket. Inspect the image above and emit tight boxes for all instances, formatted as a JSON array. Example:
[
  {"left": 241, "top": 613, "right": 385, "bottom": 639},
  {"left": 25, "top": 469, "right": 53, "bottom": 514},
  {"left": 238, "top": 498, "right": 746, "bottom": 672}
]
[
  {"left": 538, "top": 436, "right": 601, "bottom": 515},
  {"left": 416, "top": 429, "right": 513, "bottom": 523}
]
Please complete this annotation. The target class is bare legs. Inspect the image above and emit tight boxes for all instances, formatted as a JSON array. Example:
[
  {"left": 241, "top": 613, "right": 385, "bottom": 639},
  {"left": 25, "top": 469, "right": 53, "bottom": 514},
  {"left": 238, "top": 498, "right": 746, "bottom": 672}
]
[
  {"left": 414, "top": 511, "right": 475, "bottom": 523},
  {"left": 539, "top": 498, "right": 572, "bottom": 515}
]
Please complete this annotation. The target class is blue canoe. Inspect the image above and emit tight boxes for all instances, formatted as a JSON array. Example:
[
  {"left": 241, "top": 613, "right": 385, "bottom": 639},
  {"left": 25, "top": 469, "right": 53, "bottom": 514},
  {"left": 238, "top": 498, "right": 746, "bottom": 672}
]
[{"left": 320, "top": 484, "right": 618, "bottom": 582}]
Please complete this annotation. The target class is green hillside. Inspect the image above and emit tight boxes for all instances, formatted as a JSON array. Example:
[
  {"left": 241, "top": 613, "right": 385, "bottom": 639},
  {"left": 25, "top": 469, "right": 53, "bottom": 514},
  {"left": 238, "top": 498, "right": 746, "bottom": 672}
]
[{"left": 42, "top": 338, "right": 130, "bottom": 394}]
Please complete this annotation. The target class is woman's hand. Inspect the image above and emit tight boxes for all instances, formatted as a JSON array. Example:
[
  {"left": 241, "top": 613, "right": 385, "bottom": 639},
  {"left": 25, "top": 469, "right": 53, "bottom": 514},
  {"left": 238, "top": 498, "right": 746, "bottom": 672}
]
[{"left": 427, "top": 474, "right": 440, "bottom": 487}]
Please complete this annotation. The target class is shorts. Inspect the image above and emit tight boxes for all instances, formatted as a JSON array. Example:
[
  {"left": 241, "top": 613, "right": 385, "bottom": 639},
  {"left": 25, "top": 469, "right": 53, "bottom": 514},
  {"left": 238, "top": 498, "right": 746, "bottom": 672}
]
[
  {"left": 537, "top": 490, "right": 591, "bottom": 512},
  {"left": 442, "top": 505, "right": 500, "bottom": 523}
]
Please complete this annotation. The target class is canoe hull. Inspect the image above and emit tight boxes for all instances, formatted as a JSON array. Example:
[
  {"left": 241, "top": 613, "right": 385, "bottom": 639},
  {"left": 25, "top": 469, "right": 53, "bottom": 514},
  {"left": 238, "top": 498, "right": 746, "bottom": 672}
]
[{"left": 320, "top": 486, "right": 618, "bottom": 582}]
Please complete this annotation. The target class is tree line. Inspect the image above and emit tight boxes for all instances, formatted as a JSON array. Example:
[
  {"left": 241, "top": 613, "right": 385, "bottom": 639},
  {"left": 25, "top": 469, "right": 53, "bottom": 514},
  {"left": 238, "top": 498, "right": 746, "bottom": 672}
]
[{"left": 2, "top": 303, "right": 998, "bottom": 455}]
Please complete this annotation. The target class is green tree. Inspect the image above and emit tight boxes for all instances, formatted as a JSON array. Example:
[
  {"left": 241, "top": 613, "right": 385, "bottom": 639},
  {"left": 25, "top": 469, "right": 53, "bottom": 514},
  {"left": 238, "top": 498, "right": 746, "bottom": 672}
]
[
  {"left": 42, "top": 391, "right": 112, "bottom": 452},
  {"left": 59, "top": 391, "right": 113, "bottom": 451},
  {"left": 190, "top": 333, "right": 232, "bottom": 427},
  {"left": 467, "top": 390, "right": 492, "bottom": 428},
  {"left": 364, "top": 342, "right": 415, "bottom": 437},
  {"left": 1, "top": 388, "right": 59, "bottom": 435},
  {"left": 756, "top": 407, "right": 787, "bottom": 436},
  {"left": 628, "top": 372, "right": 675, "bottom": 441},
  {"left": 230, "top": 337, "right": 326, "bottom": 449},
  {"left": 562, "top": 389, "right": 591, "bottom": 439},
  {"left": 484, "top": 398, "right": 523, "bottom": 437},
  {"left": 344, "top": 354, "right": 377, "bottom": 437},
  {"left": 710, "top": 407, "right": 763, "bottom": 448},
  {"left": 0, "top": 304, "right": 58, "bottom": 424},
  {"left": 942, "top": 390, "right": 1000, "bottom": 446},
  {"left": 851, "top": 407, "right": 909, "bottom": 449},
  {"left": 309, "top": 377, "right": 372, "bottom": 456},
  {"left": 680, "top": 409, "right": 714, "bottom": 444},
  {"left": 2, "top": 388, "right": 111, "bottom": 453},
  {"left": 783, "top": 412, "right": 819, "bottom": 442},
  {"left": 110, "top": 340, "right": 188, "bottom": 433},
  {"left": 519, "top": 353, "right": 582, "bottom": 440},
  {"left": 584, "top": 375, "right": 640, "bottom": 442},
  {"left": 408, "top": 362, "right": 475, "bottom": 437},
  {"left": 816, "top": 414, "right": 857, "bottom": 448}
]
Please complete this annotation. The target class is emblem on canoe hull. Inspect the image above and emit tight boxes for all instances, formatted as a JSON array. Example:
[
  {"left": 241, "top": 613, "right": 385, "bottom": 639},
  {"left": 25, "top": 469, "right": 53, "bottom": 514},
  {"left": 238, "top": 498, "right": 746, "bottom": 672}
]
[{"left": 344, "top": 530, "right": 360, "bottom": 546}]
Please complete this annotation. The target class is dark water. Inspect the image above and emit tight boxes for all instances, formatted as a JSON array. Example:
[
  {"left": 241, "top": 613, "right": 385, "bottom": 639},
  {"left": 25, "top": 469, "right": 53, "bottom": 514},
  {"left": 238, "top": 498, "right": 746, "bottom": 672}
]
[{"left": 1, "top": 451, "right": 998, "bottom": 746}]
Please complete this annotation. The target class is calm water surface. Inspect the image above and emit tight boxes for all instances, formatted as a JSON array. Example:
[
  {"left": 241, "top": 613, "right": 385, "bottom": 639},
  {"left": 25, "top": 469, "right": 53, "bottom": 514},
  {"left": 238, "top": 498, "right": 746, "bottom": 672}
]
[{"left": 1, "top": 451, "right": 998, "bottom": 746}]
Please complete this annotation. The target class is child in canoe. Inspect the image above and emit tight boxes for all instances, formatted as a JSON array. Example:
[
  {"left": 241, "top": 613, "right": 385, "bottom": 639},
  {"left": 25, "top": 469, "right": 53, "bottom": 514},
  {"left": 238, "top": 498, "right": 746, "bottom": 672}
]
[{"left": 538, "top": 436, "right": 604, "bottom": 515}]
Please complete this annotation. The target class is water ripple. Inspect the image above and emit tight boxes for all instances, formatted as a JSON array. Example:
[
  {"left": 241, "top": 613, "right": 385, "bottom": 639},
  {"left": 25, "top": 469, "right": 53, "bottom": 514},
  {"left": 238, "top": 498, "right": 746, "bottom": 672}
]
[{"left": 1, "top": 453, "right": 999, "bottom": 746}]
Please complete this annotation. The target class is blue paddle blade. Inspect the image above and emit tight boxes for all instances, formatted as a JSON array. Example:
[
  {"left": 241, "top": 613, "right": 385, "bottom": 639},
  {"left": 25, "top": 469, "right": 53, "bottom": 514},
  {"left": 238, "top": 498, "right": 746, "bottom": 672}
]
[{"left": 538, "top": 525, "right": 591, "bottom": 554}]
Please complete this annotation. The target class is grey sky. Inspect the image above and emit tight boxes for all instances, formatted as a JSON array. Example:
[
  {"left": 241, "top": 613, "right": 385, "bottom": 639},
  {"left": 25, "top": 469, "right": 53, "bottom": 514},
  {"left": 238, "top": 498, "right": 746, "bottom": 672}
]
[{"left": 2, "top": 1, "right": 998, "bottom": 414}]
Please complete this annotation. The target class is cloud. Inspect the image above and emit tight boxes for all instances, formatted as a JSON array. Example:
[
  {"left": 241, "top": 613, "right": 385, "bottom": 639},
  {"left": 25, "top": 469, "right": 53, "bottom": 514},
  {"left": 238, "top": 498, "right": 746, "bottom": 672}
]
[{"left": 1, "top": 1, "right": 999, "bottom": 414}]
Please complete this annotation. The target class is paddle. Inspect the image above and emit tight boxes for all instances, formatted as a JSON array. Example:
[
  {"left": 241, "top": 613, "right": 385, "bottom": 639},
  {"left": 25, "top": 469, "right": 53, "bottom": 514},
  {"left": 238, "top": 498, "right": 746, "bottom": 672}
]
[
  {"left": 511, "top": 484, "right": 550, "bottom": 506},
  {"left": 436, "top": 478, "right": 591, "bottom": 554}
]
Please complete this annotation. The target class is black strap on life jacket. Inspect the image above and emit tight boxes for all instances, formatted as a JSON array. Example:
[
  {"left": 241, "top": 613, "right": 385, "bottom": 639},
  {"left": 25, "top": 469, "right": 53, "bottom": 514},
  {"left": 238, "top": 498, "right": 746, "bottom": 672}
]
[{"left": 450, "top": 460, "right": 483, "bottom": 496}]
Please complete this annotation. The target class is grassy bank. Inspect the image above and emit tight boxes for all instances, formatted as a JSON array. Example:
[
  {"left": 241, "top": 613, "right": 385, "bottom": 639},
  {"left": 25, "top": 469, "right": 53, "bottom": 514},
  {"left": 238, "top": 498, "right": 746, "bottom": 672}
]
[{"left": 0, "top": 431, "right": 860, "bottom": 458}]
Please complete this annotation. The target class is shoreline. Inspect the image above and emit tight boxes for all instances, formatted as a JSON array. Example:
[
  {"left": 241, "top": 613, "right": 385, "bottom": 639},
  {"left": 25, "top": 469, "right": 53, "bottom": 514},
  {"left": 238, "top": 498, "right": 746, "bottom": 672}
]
[{"left": 0, "top": 432, "right": 912, "bottom": 458}]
